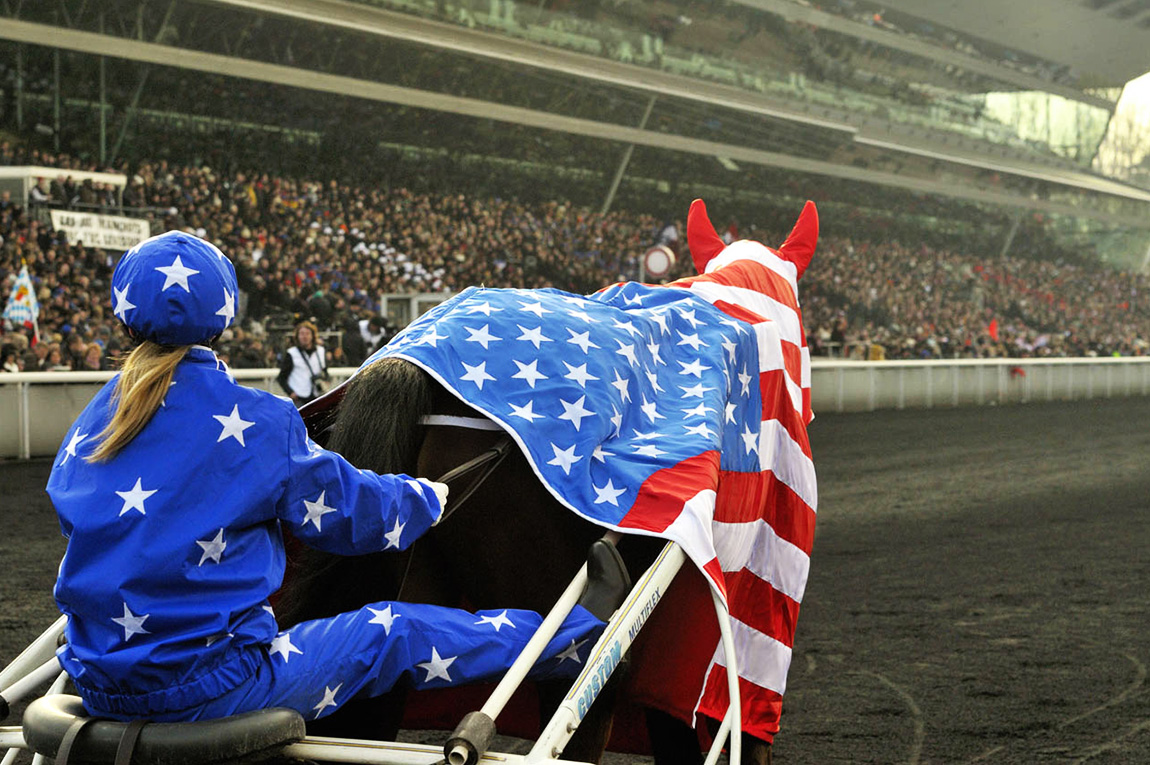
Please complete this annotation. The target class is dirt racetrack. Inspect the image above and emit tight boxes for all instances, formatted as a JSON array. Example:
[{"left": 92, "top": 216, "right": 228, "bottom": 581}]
[{"left": 4, "top": 396, "right": 1150, "bottom": 764}]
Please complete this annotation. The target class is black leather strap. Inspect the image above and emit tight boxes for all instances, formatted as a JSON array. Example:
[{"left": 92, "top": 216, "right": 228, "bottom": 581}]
[
  {"left": 114, "top": 719, "right": 148, "bottom": 765},
  {"left": 55, "top": 715, "right": 98, "bottom": 765}
]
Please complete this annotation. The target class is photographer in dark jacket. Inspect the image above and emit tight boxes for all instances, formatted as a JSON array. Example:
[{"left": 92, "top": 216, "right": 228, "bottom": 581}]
[{"left": 277, "top": 320, "right": 329, "bottom": 407}]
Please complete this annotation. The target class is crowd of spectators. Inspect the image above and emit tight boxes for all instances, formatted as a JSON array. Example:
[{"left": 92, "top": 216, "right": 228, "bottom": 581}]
[{"left": 2, "top": 139, "right": 1149, "bottom": 380}]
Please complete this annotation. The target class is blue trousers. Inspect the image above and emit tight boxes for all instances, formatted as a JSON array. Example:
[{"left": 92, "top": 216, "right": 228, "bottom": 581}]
[{"left": 150, "top": 602, "right": 603, "bottom": 722}]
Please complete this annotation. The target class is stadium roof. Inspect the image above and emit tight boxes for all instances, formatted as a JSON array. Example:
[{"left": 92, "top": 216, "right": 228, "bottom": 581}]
[
  {"left": 734, "top": 0, "right": 1116, "bottom": 108},
  {"left": 862, "top": 0, "right": 1150, "bottom": 87}
]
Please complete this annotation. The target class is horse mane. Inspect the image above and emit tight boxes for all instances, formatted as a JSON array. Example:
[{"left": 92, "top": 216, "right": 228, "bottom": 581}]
[
  {"left": 276, "top": 356, "right": 438, "bottom": 626},
  {"left": 326, "top": 357, "right": 436, "bottom": 475}
]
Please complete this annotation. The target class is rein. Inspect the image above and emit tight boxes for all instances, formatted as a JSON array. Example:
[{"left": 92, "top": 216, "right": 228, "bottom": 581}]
[{"left": 420, "top": 415, "right": 514, "bottom": 524}]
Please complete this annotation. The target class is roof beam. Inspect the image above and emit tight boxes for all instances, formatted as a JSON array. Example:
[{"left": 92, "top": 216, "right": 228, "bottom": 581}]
[{"left": 1, "top": 17, "right": 1146, "bottom": 228}]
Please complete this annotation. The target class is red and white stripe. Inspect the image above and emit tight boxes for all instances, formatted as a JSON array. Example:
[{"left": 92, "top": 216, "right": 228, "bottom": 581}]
[{"left": 668, "top": 243, "right": 818, "bottom": 743}]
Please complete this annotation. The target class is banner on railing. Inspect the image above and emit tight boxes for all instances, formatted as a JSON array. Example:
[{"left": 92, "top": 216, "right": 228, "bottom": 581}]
[{"left": 49, "top": 210, "right": 150, "bottom": 251}]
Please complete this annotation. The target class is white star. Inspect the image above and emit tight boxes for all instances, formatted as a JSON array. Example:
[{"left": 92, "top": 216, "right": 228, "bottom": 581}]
[
  {"left": 679, "top": 309, "right": 703, "bottom": 328},
  {"left": 467, "top": 301, "right": 501, "bottom": 316},
  {"left": 646, "top": 341, "right": 664, "bottom": 366},
  {"left": 367, "top": 605, "right": 401, "bottom": 634},
  {"left": 59, "top": 429, "right": 88, "bottom": 466},
  {"left": 519, "top": 300, "right": 550, "bottom": 318},
  {"left": 116, "top": 477, "right": 157, "bottom": 516},
  {"left": 679, "top": 359, "right": 711, "bottom": 378},
  {"left": 646, "top": 370, "right": 665, "bottom": 394},
  {"left": 460, "top": 361, "right": 496, "bottom": 390},
  {"left": 465, "top": 324, "right": 501, "bottom": 350},
  {"left": 509, "top": 400, "right": 544, "bottom": 422},
  {"left": 384, "top": 517, "right": 406, "bottom": 549},
  {"left": 720, "top": 317, "right": 747, "bottom": 335},
  {"left": 516, "top": 324, "right": 552, "bottom": 349},
  {"left": 556, "top": 638, "right": 588, "bottom": 664},
  {"left": 677, "top": 332, "right": 705, "bottom": 351},
  {"left": 609, "top": 408, "right": 623, "bottom": 436},
  {"left": 417, "top": 647, "right": 457, "bottom": 683},
  {"left": 683, "top": 402, "right": 715, "bottom": 418},
  {"left": 742, "top": 425, "right": 760, "bottom": 454},
  {"left": 725, "top": 402, "right": 738, "bottom": 423},
  {"left": 476, "top": 610, "right": 516, "bottom": 632},
  {"left": 613, "top": 319, "right": 642, "bottom": 337},
  {"left": 302, "top": 490, "right": 338, "bottom": 531},
  {"left": 592, "top": 479, "right": 627, "bottom": 506},
  {"left": 634, "top": 443, "right": 667, "bottom": 458},
  {"left": 558, "top": 396, "right": 595, "bottom": 432},
  {"left": 721, "top": 339, "right": 738, "bottom": 363},
  {"left": 640, "top": 396, "right": 664, "bottom": 423},
  {"left": 216, "top": 289, "right": 236, "bottom": 323},
  {"left": 512, "top": 359, "right": 548, "bottom": 389},
  {"left": 567, "top": 328, "right": 600, "bottom": 354},
  {"left": 563, "top": 361, "right": 599, "bottom": 388},
  {"left": 650, "top": 312, "right": 670, "bottom": 335},
  {"left": 633, "top": 430, "right": 660, "bottom": 440},
  {"left": 680, "top": 382, "right": 714, "bottom": 398},
  {"left": 213, "top": 404, "right": 255, "bottom": 446},
  {"left": 112, "top": 602, "right": 150, "bottom": 641},
  {"left": 269, "top": 632, "right": 303, "bottom": 661},
  {"left": 567, "top": 308, "right": 594, "bottom": 323},
  {"left": 196, "top": 528, "right": 227, "bottom": 565},
  {"left": 592, "top": 444, "right": 612, "bottom": 462},
  {"left": 738, "top": 368, "right": 753, "bottom": 397},
  {"left": 623, "top": 293, "right": 644, "bottom": 306},
  {"left": 313, "top": 684, "right": 342, "bottom": 718},
  {"left": 616, "top": 341, "right": 639, "bottom": 367},
  {"left": 416, "top": 328, "right": 447, "bottom": 347},
  {"left": 610, "top": 368, "right": 631, "bottom": 402},
  {"left": 684, "top": 423, "right": 715, "bottom": 439},
  {"left": 155, "top": 255, "right": 200, "bottom": 292},
  {"left": 547, "top": 443, "right": 582, "bottom": 475},
  {"left": 112, "top": 284, "right": 136, "bottom": 320}
]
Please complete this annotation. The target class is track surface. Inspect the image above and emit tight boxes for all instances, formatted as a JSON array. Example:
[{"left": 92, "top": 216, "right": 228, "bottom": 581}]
[{"left": 4, "top": 397, "right": 1150, "bottom": 763}]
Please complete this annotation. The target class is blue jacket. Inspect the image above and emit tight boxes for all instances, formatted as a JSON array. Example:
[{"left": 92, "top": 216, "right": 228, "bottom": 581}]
[{"left": 47, "top": 347, "right": 442, "bottom": 716}]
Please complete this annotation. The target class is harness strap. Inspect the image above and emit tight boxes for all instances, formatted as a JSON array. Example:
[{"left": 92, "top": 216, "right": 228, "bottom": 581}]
[
  {"left": 420, "top": 415, "right": 504, "bottom": 431},
  {"left": 114, "top": 719, "right": 148, "bottom": 765},
  {"left": 55, "top": 715, "right": 98, "bottom": 765},
  {"left": 435, "top": 436, "right": 514, "bottom": 524}
]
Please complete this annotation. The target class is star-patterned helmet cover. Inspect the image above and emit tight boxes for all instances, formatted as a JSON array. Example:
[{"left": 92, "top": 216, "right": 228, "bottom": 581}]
[{"left": 111, "top": 231, "right": 238, "bottom": 345}]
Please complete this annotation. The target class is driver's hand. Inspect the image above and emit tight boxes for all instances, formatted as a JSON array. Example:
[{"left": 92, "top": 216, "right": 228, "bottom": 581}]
[{"left": 417, "top": 479, "right": 450, "bottom": 522}]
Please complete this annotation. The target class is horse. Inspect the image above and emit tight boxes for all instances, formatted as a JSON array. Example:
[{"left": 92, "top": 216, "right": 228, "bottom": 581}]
[{"left": 276, "top": 199, "right": 820, "bottom": 765}]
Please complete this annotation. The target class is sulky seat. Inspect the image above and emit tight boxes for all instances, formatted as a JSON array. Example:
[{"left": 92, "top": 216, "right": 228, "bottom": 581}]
[{"left": 22, "top": 694, "right": 306, "bottom": 765}]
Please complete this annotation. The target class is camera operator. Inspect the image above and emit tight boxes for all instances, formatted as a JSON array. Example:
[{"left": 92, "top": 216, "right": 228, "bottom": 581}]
[{"left": 277, "top": 320, "right": 329, "bottom": 407}]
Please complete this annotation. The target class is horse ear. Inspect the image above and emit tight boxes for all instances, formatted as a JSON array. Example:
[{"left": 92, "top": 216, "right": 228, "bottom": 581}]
[
  {"left": 777, "top": 200, "right": 818, "bottom": 280},
  {"left": 687, "top": 198, "right": 726, "bottom": 274}
]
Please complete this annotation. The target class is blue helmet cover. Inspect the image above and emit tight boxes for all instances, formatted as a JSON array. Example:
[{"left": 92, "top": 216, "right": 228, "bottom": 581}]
[{"left": 110, "top": 231, "right": 238, "bottom": 345}]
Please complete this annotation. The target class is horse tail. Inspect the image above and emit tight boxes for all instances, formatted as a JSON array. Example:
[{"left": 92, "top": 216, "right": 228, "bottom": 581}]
[{"left": 276, "top": 357, "right": 436, "bottom": 626}]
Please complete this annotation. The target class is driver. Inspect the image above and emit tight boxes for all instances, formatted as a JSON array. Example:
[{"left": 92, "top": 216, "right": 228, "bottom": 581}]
[{"left": 46, "top": 230, "right": 627, "bottom": 723}]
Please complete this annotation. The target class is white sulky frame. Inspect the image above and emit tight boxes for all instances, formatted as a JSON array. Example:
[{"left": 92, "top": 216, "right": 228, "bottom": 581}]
[{"left": 1, "top": 539, "right": 743, "bottom": 765}]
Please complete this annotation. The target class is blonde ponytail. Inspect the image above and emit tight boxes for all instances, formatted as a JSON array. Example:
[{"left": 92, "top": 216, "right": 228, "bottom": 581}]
[{"left": 87, "top": 342, "right": 191, "bottom": 462}]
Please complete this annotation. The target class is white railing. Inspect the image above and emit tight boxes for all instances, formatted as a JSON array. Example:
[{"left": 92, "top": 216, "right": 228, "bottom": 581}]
[
  {"left": 0, "top": 368, "right": 358, "bottom": 460},
  {"left": 810, "top": 356, "right": 1150, "bottom": 413},
  {"left": 3, "top": 358, "right": 1150, "bottom": 459}
]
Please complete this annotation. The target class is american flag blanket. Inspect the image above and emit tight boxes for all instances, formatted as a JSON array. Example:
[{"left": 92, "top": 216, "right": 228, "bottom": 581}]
[{"left": 364, "top": 200, "right": 818, "bottom": 743}]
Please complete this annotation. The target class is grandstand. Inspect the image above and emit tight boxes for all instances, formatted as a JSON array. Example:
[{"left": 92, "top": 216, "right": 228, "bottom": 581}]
[
  {"left": 2, "top": 2, "right": 1149, "bottom": 235},
  {"left": 1, "top": 0, "right": 1150, "bottom": 363}
]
